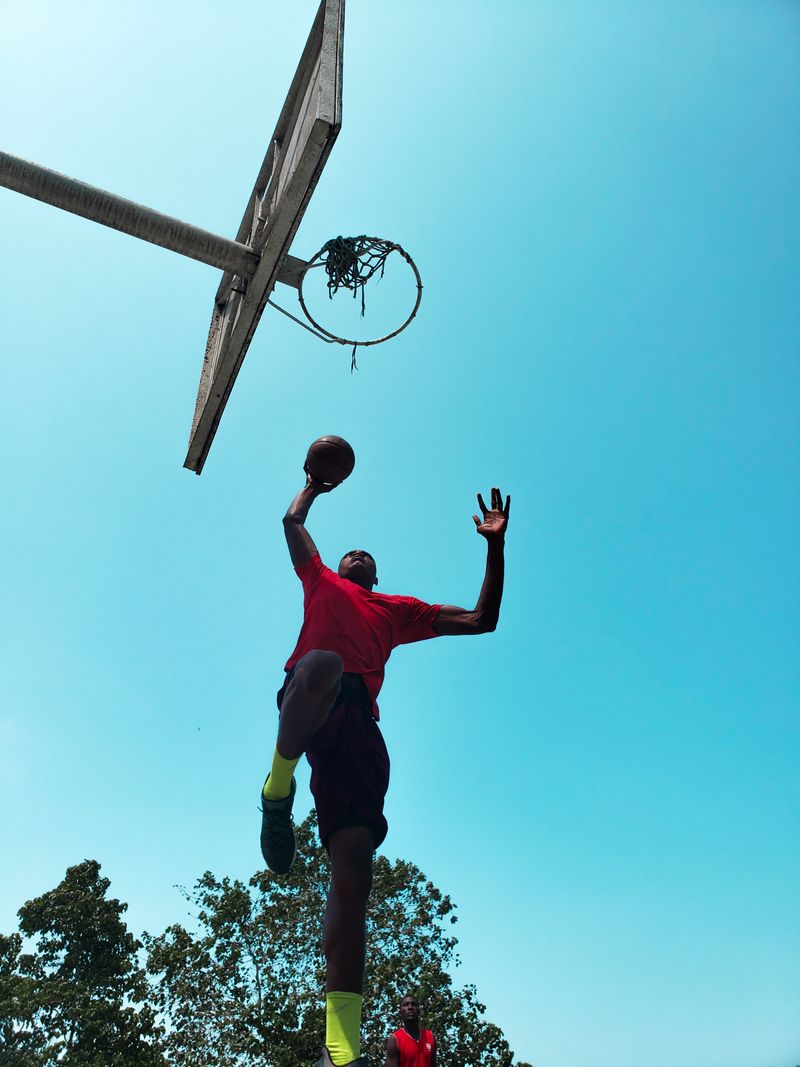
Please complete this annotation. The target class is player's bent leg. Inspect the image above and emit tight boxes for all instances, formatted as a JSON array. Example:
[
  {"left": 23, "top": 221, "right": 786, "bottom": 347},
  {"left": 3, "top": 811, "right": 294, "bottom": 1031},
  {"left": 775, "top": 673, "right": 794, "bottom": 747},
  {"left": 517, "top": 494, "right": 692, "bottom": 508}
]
[
  {"left": 322, "top": 825, "right": 374, "bottom": 1066},
  {"left": 278, "top": 649, "right": 344, "bottom": 759},
  {"left": 260, "top": 651, "right": 344, "bottom": 875}
]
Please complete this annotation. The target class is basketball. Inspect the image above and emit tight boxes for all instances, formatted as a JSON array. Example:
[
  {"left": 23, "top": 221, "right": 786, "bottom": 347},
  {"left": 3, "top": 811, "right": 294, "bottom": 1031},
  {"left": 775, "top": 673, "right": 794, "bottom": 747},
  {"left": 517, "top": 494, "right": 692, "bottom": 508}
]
[{"left": 305, "top": 435, "right": 356, "bottom": 485}]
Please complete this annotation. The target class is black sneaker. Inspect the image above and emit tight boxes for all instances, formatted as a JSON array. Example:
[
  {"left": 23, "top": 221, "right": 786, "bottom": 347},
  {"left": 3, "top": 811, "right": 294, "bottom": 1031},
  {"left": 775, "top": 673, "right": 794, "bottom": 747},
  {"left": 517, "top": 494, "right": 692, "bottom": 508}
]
[
  {"left": 316, "top": 1049, "right": 369, "bottom": 1067},
  {"left": 259, "top": 776, "right": 297, "bottom": 874}
]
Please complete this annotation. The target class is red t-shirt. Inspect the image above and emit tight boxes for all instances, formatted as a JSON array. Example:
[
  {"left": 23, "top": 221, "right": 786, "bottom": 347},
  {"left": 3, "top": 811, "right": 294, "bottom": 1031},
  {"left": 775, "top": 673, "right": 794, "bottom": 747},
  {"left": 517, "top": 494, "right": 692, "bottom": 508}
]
[
  {"left": 285, "top": 553, "right": 441, "bottom": 718},
  {"left": 393, "top": 1028, "right": 436, "bottom": 1067}
]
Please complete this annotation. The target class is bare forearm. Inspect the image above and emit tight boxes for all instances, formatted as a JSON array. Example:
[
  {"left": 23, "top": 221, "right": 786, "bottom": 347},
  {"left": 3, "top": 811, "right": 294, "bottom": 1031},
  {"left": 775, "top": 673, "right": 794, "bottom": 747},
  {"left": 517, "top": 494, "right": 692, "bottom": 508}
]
[
  {"left": 284, "top": 483, "right": 321, "bottom": 524},
  {"left": 282, "top": 485, "right": 322, "bottom": 566},
  {"left": 473, "top": 539, "right": 505, "bottom": 631},
  {"left": 433, "top": 538, "right": 505, "bottom": 636},
  {"left": 430, "top": 486, "right": 510, "bottom": 637}
]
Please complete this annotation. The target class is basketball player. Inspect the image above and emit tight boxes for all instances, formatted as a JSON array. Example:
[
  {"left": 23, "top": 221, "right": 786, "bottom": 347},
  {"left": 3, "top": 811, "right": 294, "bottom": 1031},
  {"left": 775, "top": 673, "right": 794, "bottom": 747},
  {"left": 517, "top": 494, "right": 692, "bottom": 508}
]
[
  {"left": 260, "top": 468, "right": 509, "bottom": 1067},
  {"left": 385, "top": 995, "right": 437, "bottom": 1067}
]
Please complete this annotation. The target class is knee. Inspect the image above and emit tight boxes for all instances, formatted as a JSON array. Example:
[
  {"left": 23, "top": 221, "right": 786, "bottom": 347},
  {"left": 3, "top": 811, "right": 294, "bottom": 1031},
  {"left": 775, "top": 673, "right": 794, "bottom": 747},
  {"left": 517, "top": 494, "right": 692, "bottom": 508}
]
[
  {"left": 332, "top": 854, "right": 373, "bottom": 904},
  {"left": 293, "top": 649, "right": 343, "bottom": 697},
  {"left": 330, "top": 831, "right": 374, "bottom": 904}
]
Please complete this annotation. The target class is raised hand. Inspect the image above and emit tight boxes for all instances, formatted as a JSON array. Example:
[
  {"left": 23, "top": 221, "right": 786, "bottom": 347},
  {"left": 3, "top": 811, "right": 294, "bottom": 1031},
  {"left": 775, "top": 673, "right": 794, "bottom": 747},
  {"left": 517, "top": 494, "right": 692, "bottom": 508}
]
[
  {"left": 303, "top": 463, "right": 337, "bottom": 494},
  {"left": 473, "top": 486, "right": 510, "bottom": 541}
]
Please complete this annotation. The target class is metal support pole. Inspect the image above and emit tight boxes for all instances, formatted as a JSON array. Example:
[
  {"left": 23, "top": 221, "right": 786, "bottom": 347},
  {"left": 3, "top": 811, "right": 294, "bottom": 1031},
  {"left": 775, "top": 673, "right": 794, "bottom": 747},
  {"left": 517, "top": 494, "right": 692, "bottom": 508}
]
[{"left": 0, "top": 150, "right": 260, "bottom": 279}]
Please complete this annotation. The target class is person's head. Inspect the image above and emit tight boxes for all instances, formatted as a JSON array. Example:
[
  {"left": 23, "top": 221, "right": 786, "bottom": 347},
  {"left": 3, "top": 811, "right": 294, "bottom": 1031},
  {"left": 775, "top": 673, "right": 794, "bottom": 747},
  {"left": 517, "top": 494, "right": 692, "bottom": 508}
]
[
  {"left": 338, "top": 549, "right": 378, "bottom": 590},
  {"left": 398, "top": 994, "right": 421, "bottom": 1025}
]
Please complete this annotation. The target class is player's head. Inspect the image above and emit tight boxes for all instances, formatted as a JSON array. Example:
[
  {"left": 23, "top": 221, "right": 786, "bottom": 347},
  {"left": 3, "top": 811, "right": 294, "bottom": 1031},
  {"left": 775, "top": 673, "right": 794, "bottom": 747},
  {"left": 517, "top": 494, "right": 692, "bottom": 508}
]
[
  {"left": 398, "top": 994, "right": 421, "bottom": 1023},
  {"left": 338, "top": 549, "right": 378, "bottom": 590}
]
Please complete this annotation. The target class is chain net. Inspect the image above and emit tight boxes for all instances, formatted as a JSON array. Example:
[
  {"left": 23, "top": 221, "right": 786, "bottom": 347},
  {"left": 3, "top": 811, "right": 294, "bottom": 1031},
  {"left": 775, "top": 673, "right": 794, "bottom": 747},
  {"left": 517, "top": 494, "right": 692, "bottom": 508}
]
[
  {"left": 290, "top": 235, "right": 421, "bottom": 373},
  {"left": 318, "top": 237, "right": 399, "bottom": 371},
  {"left": 321, "top": 236, "right": 396, "bottom": 316}
]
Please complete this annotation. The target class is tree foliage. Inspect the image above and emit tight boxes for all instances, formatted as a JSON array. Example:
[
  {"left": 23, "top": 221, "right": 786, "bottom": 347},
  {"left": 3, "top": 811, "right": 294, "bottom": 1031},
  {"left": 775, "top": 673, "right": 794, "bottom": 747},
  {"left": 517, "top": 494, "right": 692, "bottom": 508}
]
[
  {"left": 1, "top": 832, "right": 531, "bottom": 1066},
  {"left": 0, "top": 859, "right": 164, "bottom": 1066},
  {"left": 145, "top": 814, "right": 531, "bottom": 1067}
]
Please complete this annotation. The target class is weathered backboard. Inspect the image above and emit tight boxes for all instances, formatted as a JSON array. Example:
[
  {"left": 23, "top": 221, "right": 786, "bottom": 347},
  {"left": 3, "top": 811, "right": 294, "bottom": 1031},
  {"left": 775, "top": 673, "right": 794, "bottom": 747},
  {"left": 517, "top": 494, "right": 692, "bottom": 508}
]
[{"left": 184, "top": 0, "right": 344, "bottom": 474}]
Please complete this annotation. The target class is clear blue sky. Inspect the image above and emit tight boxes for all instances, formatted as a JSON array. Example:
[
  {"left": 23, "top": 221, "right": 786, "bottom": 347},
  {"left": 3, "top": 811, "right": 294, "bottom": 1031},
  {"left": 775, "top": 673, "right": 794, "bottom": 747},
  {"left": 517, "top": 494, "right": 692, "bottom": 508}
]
[{"left": 1, "top": 3, "right": 798, "bottom": 1065}]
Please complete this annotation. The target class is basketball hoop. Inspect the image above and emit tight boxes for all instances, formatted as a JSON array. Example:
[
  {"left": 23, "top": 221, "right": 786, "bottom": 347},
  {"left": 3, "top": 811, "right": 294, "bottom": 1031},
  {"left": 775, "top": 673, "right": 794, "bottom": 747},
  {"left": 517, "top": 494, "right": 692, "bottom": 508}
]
[
  {"left": 265, "top": 235, "right": 423, "bottom": 370},
  {"left": 298, "top": 236, "right": 422, "bottom": 349}
]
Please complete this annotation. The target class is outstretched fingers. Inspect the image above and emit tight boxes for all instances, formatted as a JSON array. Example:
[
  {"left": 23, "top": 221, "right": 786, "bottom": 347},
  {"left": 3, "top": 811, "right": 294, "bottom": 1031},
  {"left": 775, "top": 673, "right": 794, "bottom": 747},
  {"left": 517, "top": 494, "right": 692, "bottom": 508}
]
[
  {"left": 491, "top": 486, "right": 511, "bottom": 517},
  {"left": 474, "top": 486, "right": 510, "bottom": 527}
]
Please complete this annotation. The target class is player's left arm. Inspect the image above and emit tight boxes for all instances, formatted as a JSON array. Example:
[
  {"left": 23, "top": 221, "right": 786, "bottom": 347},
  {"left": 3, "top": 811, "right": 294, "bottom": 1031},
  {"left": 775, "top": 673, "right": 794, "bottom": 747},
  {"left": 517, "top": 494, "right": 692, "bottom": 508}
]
[
  {"left": 433, "top": 486, "right": 510, "bottom": 636},
  {"left": 430, "top": 1034, "right": 438, "bottom": 1067}
]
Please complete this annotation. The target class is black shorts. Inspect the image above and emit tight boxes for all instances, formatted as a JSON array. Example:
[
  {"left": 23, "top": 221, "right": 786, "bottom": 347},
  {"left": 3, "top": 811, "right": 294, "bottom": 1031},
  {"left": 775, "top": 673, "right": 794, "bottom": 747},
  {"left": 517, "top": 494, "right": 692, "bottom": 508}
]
[{"left": 277, "top": 669, "right": 390, "bottom": 850}]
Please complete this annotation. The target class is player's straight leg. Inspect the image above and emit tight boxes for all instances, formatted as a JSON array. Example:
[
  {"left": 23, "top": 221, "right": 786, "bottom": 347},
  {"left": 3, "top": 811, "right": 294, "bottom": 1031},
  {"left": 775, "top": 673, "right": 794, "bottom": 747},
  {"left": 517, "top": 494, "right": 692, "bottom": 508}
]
[
  {"left": 260, "top": 650, "right": 343, "bottom": 874},
  {"left": 323, "top": 825, "right": 374, "bottom": 1066}
]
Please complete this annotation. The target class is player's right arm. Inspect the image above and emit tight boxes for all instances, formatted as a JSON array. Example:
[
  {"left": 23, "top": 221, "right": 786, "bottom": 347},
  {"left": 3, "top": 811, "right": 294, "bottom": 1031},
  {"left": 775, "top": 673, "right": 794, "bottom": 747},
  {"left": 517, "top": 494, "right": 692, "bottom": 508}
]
[
  {"left": 384, "top": 1034, "right": 400, "bottom": 1067},
  {"left": 282, "top": 470, "right": 334, "bottom": 567}
]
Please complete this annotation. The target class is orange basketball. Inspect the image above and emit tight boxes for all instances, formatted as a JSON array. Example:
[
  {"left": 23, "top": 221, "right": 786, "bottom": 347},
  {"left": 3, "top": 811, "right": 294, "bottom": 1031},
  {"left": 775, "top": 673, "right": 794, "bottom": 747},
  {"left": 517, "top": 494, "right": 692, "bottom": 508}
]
[{"left": 305, "top": 435, "right": 356, "bottom": 485}]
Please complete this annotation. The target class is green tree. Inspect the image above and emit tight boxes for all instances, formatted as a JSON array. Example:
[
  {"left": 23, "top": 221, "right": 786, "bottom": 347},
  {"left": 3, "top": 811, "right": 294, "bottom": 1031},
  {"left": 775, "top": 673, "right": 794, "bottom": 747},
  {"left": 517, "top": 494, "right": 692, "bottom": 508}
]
[
  {"left": 145, "top": 814, "right": 532, "bottom": 1067},
  {"left": 0, "top": 859, "right": 165, "bottom": 1067},
  {"left": 0, "top": 931, "right": 46, "bottom": 1065}
]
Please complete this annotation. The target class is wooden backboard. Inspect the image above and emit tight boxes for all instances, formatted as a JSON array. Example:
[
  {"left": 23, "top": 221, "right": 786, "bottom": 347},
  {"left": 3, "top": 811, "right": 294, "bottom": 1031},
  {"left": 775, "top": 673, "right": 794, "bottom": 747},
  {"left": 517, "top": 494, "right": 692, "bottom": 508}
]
[{"left": 184, "top": 0, "right": 344, "bottom": 474}]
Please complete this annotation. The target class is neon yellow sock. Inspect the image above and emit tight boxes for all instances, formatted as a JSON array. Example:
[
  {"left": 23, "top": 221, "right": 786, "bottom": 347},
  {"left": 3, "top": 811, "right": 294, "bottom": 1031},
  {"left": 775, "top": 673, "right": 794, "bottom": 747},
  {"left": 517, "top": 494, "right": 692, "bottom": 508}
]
[
  {"left": 262, "top": 748, "right": 300, "bottom": 801},
  {"left": 325, "top": 991, "right": 362, "bottom": 1065}
]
